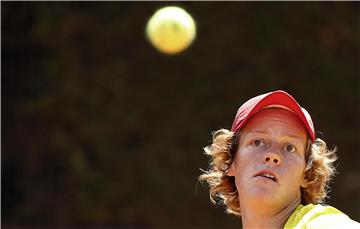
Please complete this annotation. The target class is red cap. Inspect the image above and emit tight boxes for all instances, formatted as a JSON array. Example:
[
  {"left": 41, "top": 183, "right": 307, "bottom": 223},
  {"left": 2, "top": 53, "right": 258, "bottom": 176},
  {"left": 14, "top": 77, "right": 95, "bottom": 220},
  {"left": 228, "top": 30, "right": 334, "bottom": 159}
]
[{"left": 231, "top": 90, "right": 315, "bottom": 141}]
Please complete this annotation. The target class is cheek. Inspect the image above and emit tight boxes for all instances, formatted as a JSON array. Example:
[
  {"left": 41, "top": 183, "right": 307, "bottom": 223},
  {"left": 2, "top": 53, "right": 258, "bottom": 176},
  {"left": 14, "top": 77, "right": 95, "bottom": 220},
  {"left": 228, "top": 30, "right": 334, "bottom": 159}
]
[
  {"left": 232, "top": 151, "right": 256, "bottom": 180},
  {"left": 232, "top": 150, "right": 250, "bottom": 173},
  {"left": 285, "top": 156, "right": 306, "bottom": 179}
]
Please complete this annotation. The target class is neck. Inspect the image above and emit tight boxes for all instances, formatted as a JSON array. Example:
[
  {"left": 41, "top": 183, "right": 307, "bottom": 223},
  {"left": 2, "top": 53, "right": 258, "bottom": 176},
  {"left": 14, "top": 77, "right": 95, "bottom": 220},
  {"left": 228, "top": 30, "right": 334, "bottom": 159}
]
[{"left": 240, "top": 197, "right": 301, "bottom": 229}]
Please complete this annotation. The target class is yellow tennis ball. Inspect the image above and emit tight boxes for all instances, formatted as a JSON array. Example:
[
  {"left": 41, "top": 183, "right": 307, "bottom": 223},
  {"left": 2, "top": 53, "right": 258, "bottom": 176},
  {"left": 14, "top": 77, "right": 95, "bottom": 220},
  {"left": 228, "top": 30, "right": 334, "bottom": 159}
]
[{"left": 146, "top": 6, "right": 196, "bottom": 54}]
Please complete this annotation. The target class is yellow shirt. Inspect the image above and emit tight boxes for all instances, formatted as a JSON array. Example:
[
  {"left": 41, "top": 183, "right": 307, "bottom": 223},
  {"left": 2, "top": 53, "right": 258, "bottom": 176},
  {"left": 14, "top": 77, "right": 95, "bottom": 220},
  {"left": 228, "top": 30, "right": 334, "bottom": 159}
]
[{"left": 284, "top": 204, "right": 360, "bottom": 229}]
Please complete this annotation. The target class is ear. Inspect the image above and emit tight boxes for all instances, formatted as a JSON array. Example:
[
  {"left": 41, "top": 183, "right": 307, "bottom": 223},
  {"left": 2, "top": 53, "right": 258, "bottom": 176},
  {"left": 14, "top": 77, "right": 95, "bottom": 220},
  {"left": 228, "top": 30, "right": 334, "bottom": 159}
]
[
  {"left": 227, "top": 161, "right": 236, "bottom": 177},
  {"left": 300, "top": 172, "right": 308, "bottom": 188}
]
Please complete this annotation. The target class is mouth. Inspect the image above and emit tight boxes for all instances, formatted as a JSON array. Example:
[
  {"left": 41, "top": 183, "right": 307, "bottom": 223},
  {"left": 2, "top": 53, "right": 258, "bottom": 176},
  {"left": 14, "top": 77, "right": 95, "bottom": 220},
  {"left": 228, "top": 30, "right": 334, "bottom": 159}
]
[{"left": 254, "top": 170, "right": 278, "bottom": 182}]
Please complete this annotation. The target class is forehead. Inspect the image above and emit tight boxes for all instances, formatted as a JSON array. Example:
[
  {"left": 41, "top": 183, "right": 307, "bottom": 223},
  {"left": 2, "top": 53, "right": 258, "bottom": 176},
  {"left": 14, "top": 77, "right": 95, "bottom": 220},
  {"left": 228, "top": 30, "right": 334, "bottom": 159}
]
[{"left": 241, "top": 108, "right": 308, "bottom": 138}]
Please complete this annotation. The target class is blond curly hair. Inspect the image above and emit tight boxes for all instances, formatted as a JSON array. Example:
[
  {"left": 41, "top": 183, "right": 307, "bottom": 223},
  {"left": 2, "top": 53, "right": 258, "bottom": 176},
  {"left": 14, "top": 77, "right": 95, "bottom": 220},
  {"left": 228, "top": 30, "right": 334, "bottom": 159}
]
[{"left": 199, "top": 129, "right": 337, "bottom": 217}]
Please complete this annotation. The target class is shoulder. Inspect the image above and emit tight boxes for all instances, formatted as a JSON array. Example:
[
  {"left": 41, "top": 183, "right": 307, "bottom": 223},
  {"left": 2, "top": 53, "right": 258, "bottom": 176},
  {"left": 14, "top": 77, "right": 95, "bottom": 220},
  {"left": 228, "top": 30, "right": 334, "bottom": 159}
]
[
  {"left": 285, "top": 204, "right": 360, "bottom": 229},
  {"left": 308, "top": 213, "right": 360, "bottom": 229}
]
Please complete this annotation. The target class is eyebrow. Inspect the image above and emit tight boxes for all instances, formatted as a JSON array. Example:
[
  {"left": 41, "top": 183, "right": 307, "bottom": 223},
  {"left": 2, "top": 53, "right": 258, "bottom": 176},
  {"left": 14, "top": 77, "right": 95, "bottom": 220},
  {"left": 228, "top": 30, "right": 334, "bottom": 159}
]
[
  {"left": 244, "top": 130, "right": 305, "bottom": 142},
  {"left": 244, "top": 130, "right": 270, "bottom": 136},
  {"left": 246, "top": 129, "right": 268, "bottom": 134},
  {"left": 242, "top": 130, "right": 269, "bottom": 140}
]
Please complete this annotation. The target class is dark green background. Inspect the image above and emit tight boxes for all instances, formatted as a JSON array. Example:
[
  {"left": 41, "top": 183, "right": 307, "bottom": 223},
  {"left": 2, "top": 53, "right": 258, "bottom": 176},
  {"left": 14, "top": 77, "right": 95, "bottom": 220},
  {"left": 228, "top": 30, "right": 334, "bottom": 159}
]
[{"left": 3, "top": 2, "right": 360, "bottom": 228}]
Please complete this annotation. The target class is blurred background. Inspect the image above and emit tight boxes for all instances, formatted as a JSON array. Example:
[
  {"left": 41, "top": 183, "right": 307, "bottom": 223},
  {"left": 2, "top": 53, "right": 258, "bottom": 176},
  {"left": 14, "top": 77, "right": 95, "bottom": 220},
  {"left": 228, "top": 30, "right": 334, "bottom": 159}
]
[{"left": 2, "top": 2, "right": 360, "bottom": 228}]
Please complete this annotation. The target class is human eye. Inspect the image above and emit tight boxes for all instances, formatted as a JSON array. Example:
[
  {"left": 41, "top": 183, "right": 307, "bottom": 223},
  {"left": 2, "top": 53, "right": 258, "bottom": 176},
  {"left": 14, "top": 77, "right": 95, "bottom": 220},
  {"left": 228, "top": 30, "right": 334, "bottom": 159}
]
[
  {"left": 284, "top": 144, "right": 296, "bottom": 153},
  {"left": 252, "top": 139, "right": 264, "bottom": 147}
]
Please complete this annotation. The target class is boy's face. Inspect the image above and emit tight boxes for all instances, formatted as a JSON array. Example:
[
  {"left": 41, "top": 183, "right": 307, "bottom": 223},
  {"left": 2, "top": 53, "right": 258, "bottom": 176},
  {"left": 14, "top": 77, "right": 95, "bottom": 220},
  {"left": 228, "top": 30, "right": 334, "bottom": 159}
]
[{"left": 228, "top": 108, "right": 308, "bottom": 208}]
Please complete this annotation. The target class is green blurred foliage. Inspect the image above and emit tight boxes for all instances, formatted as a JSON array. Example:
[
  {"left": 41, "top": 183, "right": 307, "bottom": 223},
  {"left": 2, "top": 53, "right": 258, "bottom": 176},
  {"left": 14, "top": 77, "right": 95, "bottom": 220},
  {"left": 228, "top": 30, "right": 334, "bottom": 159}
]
[{"left": 3, "top": 2, "right": 360, "bottom": 228}]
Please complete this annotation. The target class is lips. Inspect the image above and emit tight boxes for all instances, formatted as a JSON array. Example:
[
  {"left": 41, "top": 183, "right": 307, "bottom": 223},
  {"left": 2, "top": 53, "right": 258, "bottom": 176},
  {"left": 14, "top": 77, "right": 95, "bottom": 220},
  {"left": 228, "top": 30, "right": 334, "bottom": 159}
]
[{"left": 254, "top": 170, "right": 278, "bottom": 182}]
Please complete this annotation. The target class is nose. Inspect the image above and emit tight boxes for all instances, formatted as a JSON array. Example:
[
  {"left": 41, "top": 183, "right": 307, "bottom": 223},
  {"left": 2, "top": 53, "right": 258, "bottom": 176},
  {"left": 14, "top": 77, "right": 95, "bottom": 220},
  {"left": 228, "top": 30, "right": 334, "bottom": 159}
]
[{"left": 263, "top": 152, "right": 281, "bottom": 165}]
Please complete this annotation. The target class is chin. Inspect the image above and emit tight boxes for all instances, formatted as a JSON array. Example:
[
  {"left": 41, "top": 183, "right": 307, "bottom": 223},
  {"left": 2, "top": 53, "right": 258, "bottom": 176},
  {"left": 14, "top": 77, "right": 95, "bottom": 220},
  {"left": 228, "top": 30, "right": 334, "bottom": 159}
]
[{"left": 247, "top": 186, "right": 280, "bottom": 204}]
